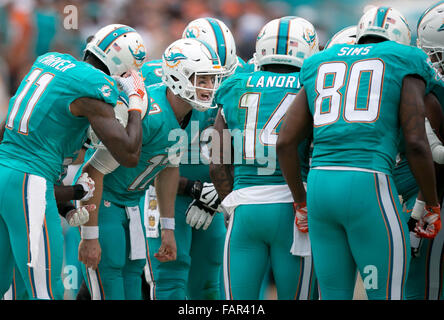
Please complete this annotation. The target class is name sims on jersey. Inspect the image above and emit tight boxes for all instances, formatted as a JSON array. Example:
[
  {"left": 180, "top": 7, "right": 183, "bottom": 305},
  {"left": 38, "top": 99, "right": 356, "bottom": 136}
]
[
  {"left": 337, "top": 46, "right": 372, "bottom": 56},
  {"left": 39, "top": 54, "right": 76, "bottom": 72},
  {"left": 246, "top": 75, "right": 299, "bottom": 88}
]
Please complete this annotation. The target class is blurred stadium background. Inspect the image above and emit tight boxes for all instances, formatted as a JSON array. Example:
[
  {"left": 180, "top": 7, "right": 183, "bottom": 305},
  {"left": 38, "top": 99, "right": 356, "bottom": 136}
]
[{"left": 0, "top": 0, "right": 436, "bottom": 119}]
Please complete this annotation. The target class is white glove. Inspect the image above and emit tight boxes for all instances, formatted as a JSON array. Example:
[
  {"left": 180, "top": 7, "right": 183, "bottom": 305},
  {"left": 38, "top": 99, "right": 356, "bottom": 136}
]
[
  {"left": 186, "top": 200, "right": 215, "bottom": 230},
  {"left": 425, "top": 117, "right": 444, "bottom": 164},
  {"left": 76, "top": 173, "right": 95, "bottom": 201},
  {"left": 114, "top": 70, "right": 148, "bottom": 118},
  {"left": 66, "top": 205, "right": 95, "bottom": 226}
]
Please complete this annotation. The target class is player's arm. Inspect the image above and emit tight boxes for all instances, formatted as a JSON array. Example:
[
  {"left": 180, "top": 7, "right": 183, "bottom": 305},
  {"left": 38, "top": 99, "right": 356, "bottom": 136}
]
[
  {"left": 424, "top": 92, "right": 444, "bottom": 198},
  {"left": 401, "top": 76, "right": 439, "bottom": 206},
  {"left": 76, "top": 162, "right": 105, "bottom": 270},
  {"left": 424, "top": 91, "right": 444, "bottom": 165},
  {"left": 70, "top": 97, "right": 142, "bottom": 168},
  {"left": 209, "top": 108, "right": 234, "bottom": 201},
  {"left": 0, "top": 119, "right": 5, "bottom": 143},
  {"left": 276, "top": 88, "right": 312, "bottom": 203},
  {"left": 400, "top": 75, "right": 441, "bottom": 238},
  {"left": 276, "top": 88, "right": 313, "bottom": 233},
  {"left": 154, "top": 166, "right": 178, "bottom": 262}
]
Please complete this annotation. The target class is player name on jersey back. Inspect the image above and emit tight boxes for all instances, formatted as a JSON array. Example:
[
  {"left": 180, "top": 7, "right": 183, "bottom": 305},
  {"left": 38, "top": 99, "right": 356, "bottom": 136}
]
[
  {"left": 246, "top": 74, "right": 299, "bottom": 88},
  {"left": 38, "top": 54, "right": 76, "bottom": 72}
]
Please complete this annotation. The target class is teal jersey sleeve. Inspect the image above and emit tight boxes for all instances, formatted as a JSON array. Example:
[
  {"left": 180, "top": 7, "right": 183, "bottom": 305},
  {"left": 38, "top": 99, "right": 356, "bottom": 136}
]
[
  {"left": 102, "top": 84, "right": 183, "bottom": 206},
  {"left": 0, "top": 52, "right": 118, "bottom": 182},
  {"left": 140, "top": 59, "right": 163, "bottom": 87},
  {"left": 217, "top": 70, "right": 306, "bottom": 189},
  {"left": 300, "top": 41, "right": 436, "bottom": 175},
  {"left": 76, "top": 65, "right": 119, "bottom": 107}
]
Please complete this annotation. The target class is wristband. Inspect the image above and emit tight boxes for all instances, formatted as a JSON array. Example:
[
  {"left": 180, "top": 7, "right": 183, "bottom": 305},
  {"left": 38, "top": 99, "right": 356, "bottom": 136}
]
[
  {"left": 159, "top": 218, "right": 175, "bottom": 230},
  {"left": 73, "top": 184, "right": 87, "bottom": 200},
  {"left": 81, "top": 226, "right": 99, "bottom": 239}
]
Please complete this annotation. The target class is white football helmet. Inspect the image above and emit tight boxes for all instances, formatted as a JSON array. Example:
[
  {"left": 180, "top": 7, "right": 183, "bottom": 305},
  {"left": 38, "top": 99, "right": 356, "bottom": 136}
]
[
  {"left": 162, "top": 38, "right": 223, "bottom": 112},
  {"left": 356, "top": 6, "right": 411, "bottom": 46},
  {"left": 417, "top": 2, "right": 444, "bottom": 74},
  {"left": 182, "top": 18, "right": 238, "bottom": 78},
  {"left": 85, "top": 24, "right": 146, "bottom": 76},
  {"left": 254, "top": 16, "right": 319, "bottom": 68},
  {"left": 324, "top": 26, "right": 357, "bottom": 49}
]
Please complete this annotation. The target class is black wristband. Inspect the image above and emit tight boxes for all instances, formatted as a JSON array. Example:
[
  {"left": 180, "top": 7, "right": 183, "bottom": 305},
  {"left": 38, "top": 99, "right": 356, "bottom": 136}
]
[
  {"left": 184, "top": 179, "right": 202, "bottom": 199},
  {"left": 73, "top": 184, "right": 87, "bottom": 200},
  {"left": 58, "top": 202, "right": 75, "bottom": 219}
]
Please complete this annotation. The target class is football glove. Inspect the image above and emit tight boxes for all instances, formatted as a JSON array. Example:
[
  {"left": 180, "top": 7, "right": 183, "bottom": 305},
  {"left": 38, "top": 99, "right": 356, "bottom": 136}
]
[
  {"left": 186, "top": 181, "right": 221, "bottom": 212},
  {"left": 66, "top": 204, "right": 95, "bottom": 227},
  {"left": 293, "top": 201, "right": 308, "bottom": 233},
  {"left": 114, "top": 70, "right": 148, "bottom": 118},
  {"left": 414, "top": 205, "right": 442, "bottom": 239},
  {"left": 76, "top": 172, "right": 95, "bottom": 201},
  {"left": 185, "top": 200, "right": 215, "bottom": 230}
]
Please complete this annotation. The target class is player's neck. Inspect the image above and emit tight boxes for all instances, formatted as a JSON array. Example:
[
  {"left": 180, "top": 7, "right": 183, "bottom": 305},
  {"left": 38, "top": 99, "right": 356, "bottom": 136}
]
[{"left": 166, "top": 88, "right": 193, "bottom": 123}]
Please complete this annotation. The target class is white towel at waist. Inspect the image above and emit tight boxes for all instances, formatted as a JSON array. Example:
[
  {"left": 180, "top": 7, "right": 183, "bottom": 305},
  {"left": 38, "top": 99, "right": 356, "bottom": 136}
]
[
  {"left": 125, "top": 206, "right": 147, "bottom": 260},
  {"left": 221, "top": 184, "right": 311, "bottom": 257}
]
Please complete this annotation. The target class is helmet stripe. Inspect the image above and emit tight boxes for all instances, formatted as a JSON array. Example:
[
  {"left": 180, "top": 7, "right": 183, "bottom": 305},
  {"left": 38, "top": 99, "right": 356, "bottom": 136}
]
[
  {"left": 373, "top": 7, "right": 390, "bottom": 28},
  {"left": 206, "top": 18, "right": 227, "bottom": 66},
  {"left": 276, "top": 17, "right": 291, "bottom": 55},
  {"left": 198, "top": 39, "right": 220, "bottom": 66},
  {"left": 417, "top": 1, "right": 444, "bottom": 31},
  {"left": 97, "top": 26, "right": 137, "bottom": 52}
]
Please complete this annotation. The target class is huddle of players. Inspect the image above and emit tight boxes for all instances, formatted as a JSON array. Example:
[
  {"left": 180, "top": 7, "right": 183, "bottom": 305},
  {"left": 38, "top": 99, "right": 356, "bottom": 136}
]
[{"left": 1, "top": 1, "right": 444, "bottom": 301}]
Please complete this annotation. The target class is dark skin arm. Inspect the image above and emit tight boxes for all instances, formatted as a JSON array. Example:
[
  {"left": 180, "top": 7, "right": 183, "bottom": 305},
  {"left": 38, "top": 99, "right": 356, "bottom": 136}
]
[
  {"left": 424, "top": 91, "right": 444, "bottom": 201},
  {"left": 276, "top": 88, "right": 312, "bottom": 203},
  {"left": 0, "top": 119, "right": 5, "bottom": 142},
  {"left": 400, "top": 75, "right": 439, "bottom": 207},
  {"left": 209, "top": 109, "right": 234, "bottom": 201},
  {"left": 70, "top": 97, "right": 142, "bottom": 167}
]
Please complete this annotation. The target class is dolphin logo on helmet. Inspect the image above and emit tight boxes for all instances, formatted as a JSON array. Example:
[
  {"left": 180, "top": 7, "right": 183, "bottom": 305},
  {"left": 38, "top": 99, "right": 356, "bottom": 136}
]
[{"left": 164, "top": 49, "right": 188, "bottom": 68}]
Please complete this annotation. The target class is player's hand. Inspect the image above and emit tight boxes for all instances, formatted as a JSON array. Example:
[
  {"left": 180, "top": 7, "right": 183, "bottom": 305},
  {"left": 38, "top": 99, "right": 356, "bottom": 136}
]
[
  {"left": 76, "top": 172, "right": 95, "bottom": 201},
  {"left": 114, "top": 70, "right": 148, "bottom": 118},
  {"left": 189, "top": 181, "right": 222, "bottom": 212},
  {"left": 78, "top": 239, "right": 102, "bottom": 270},
  {"left": 293, "top": 201, "right": 308, "bottom": 233},
  {"left": 66, "top": 204, "right": 95, "bottom": 226},
  {"left": 186, "top": 200, "right": 215, "bottom": 230},
  {"left": 154, "top": 229, "right": 176, "bottom": 262},
  {"left": 414, "top": 205, "right": 441, "bottom": 239}
]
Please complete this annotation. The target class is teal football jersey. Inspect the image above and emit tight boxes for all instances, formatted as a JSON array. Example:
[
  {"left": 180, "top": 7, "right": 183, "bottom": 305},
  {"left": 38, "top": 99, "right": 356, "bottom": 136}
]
[
  {"left": 236, "top": 57, "right": 255, "bottom": 73},
  {"left": 140, "top": 59, "right": 163, "bottom": 87},
  {"left": 102, "top": 84, "right": 184, "bottom": 206},
  {"left": 0, "top": 52, "right": 119, "bottom": 183},
  {"left": 216, "top": 70, "right": 309, "bottom": 190},
  {"left": 300, "top": 42, "right": 435, "bottom": 175},
  {"left": 178, "top": 108, "right": 218, "bottom": 183}
]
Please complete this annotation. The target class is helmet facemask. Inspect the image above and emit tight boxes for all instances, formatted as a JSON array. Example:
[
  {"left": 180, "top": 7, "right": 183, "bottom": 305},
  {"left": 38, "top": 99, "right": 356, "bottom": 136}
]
[
  {"left": 162, "top": 38, "right": 223, "bottom": 112},
  {"left": 421, "top": 45, "right": 444, "bottom": 76},
  {"left": 182, "top": 71, "right": 222, "bottom": 112}
]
